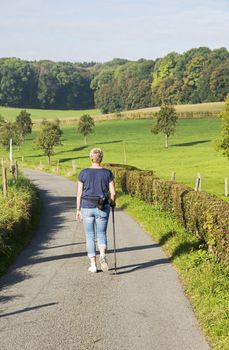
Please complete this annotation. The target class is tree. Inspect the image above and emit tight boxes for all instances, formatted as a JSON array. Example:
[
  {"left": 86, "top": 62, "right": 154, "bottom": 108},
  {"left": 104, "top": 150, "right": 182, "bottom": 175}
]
[
  {"left": 215, "top": 94, "right": 229, "bottom": 160},
  {"left": 14, "top": 129, "right": 24, "bottom": 150},
  {"left": 92, "top": 60, "right": 154, "bottom": 113},
  {"left": 16, "top": 110, "right": 33, "bottom": 136},
  {"left": 35, "top": 119, "right": 62, "bottom": 164},
  {"left": 151, "top": 104, "right": 178, "bottom": 148},
  {"left": 77, "top": 114, "right": 94, "bottom": 144},
  {"left": 0, "top": 121, "right": 22, "bottom": 149},
  {"left": 210, "top": 60, "right": 229, "bottom": 101}
]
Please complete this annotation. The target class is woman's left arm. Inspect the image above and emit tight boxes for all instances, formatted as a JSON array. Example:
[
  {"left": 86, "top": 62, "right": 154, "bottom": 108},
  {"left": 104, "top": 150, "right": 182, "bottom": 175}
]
[{"left": 109, "top": 180, "right": 116, "bottom": 205}]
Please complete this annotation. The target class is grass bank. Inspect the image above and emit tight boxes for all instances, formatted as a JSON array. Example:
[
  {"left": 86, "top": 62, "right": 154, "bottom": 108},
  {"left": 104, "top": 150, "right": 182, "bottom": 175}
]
[
  {"left": 0, "top": 176, "right": 41, "bottom": 275},
  {"left": 116, "top": 192, "right": 228, "bottom": 350}
]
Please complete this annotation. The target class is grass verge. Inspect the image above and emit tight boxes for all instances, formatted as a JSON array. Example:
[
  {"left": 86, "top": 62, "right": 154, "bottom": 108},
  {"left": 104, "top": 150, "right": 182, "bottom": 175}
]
[
  {"left": 0, "top": 176, "right": 41, "bottom": 276},
  {"left": 117, "top": 192, "right": 229, "bottom": 350}
]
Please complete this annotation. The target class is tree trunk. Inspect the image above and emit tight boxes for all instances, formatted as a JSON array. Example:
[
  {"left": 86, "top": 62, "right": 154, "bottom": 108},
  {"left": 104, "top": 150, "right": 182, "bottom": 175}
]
[
  {"left": 84, "top": 135, "right": 87, "bottom": 145},
  {"left": 48, "top": 155, "right": 51, "bottom": 165},
  {"left": 165, "top": 134, "right": 169, "bottom": 148}
]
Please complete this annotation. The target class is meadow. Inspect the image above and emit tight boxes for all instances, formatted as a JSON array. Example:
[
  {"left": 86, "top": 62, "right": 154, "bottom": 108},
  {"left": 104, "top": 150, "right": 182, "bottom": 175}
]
[
  {"left": 1, "top": 117, "right": 228, "bottom": 202},
  {"left": 0, "top": 106, "right": 100, "bottom": 122},
  {"left": 0, "top": 101, "right": 224, "bottom": 123}
]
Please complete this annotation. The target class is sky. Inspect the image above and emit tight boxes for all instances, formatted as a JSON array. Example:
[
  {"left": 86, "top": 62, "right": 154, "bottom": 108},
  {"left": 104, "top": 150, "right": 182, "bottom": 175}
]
[{"left": 0, "top": 0, "right": 228, "bottom": 62}]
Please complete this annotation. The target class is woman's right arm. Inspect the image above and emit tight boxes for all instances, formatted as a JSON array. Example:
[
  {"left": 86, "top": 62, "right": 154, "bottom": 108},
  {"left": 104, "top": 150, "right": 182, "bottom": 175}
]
[{"left": 76, "top": 181, "right": 83, "bottom": 222}]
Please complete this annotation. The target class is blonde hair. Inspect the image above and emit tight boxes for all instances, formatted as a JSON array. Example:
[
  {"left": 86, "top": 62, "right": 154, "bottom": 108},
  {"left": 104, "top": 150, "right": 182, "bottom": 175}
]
[{"left": 90, "top": 148, "right": 103, "bottom": 164}]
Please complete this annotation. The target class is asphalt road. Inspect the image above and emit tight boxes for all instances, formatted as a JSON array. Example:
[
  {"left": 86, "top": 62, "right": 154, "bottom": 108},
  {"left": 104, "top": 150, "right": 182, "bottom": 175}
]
[{"left": 0, "top": 170, "right": 209, "bottom": 350}]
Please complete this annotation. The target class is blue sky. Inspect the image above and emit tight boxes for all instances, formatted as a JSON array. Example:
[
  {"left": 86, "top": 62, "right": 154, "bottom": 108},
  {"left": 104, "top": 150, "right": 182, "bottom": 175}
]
[{"left": 0, "top": 0, "right": 228, "bottom": 62}]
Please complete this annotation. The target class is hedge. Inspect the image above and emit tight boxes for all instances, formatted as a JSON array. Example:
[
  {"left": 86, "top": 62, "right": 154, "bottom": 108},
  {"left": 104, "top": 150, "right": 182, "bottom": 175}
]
[
  {"left": 0, "top": 177, "right": 40, "bottom": 260},
  {"left": 105, "top": 164, "right": 229, "bottom": 264}
]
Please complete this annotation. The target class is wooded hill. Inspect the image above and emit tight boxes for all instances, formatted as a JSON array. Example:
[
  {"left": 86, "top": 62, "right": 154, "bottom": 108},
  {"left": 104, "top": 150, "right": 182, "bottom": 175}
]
[{"left": 0, "top": 47, "right": 228, "bottom": 112}]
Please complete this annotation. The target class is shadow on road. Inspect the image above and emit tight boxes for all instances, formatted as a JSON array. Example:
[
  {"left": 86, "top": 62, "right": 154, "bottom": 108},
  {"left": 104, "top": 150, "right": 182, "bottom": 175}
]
[
  {"left": 107, "top": 243, "right": 160, "bottom": 254},
  {"left": 111, "top": 257, "right": 170, "bottom": 275},
  {"left": 0, "top": 184, "right": 78, "bottom": 301},
  {"left": 41, "top": 242, "right": 86, "bottom": 250},
  {"left": 0, "top": 302, "right": 58, "bottom": 318},
  {"left": 14, "top": 243, "right": 160, "bottom": 267},
  {"left": 0, "top": 294, "right": 23, "bottom": 304}
]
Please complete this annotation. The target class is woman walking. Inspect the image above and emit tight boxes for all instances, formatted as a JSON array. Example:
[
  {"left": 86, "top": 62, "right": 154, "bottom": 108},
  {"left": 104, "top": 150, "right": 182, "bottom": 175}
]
[{"left": 76, "top": 148, "right": 116, "bottom": 273}]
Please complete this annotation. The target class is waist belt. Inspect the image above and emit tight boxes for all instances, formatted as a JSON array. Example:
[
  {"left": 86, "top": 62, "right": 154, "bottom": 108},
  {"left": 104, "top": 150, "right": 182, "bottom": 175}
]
[
  {"left": 83, "top": 196, "right": 108, "bottom": 204},
  {"left": 83, "top": 196, "right": 109, "bottom": 210}
]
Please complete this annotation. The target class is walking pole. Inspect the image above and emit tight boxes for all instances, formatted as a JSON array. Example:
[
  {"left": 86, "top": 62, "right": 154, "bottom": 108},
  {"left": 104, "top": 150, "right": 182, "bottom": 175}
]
[{"left": 111, "top": 206, "right": 117, "bottom": 274}]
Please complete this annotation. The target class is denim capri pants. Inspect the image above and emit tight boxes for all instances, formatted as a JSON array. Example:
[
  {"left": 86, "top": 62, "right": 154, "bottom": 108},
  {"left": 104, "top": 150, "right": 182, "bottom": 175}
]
[{"left": 81, "top": 204, "right": 110, "bottom": 257}]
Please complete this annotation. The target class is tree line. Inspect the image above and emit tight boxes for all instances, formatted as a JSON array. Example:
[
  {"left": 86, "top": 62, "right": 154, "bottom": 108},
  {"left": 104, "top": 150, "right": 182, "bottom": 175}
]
[
  {"left": 0, "top": 59, "right": 94, "bottom": 109},
  {"left": 0, "top": 47, "right": 228, "bottom": 112}
]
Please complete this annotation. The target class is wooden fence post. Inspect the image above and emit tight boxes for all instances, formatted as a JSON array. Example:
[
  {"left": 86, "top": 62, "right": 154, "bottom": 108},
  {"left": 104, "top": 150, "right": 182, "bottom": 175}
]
[
  {"left": 225, "top": 177, "right": 228, "bottom": 197},
  {"left": 171, "top": 171, "right": 176, "bottom": 181},
  {"left": 195, "top": 173, "right": 201, "bottom": 192},
  {"left": 2, "top": 166, "right": 7, "bottom": 197}
]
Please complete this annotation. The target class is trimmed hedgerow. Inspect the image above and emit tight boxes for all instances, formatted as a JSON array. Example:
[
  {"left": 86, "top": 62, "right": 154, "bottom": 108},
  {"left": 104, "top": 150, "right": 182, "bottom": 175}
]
[
  {"left": 182, "top": 191, "right": 229, "bottom": 262},
  {"left": 0, "top": 176, "right": 40, "bottom": 274},
  {"left": 106, "top": 164, "right": 229, "bottom": 263}
]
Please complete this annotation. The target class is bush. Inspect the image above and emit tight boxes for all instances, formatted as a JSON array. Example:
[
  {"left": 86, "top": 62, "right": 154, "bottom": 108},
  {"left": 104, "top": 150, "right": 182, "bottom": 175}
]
[
  {"left": 0, "top": 176, "right": 40, "bottom": 272},
  {"left": 108, "top": 164, "right": 229, "bottom": 263},
  {"left": 183, "top": 191, "right": 229, "bottom": 261}
]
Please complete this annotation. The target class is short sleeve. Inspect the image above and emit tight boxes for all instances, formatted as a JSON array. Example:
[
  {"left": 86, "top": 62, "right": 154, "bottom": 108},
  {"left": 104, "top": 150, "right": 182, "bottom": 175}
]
[
  {"left": 108, "top": 170, "right": 114, "bottom": 183},
  {"left": 78, "top": 170, "right": 85, "bottom": 183}
]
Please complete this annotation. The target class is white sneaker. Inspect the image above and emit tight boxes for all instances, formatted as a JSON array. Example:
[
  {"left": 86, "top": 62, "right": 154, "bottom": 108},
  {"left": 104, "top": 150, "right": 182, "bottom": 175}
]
[
  {"left": 100, "top": 255, "right": 109, "bottom": 272},
  {"left": 88, "top": 265, "right": 97, "bottom": 273}
]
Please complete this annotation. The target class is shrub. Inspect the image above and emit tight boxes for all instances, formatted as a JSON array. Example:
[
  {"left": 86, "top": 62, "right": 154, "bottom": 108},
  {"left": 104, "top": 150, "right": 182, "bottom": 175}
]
[
  {"left": 108, "top": 164, "right": 229, "bottom": 263},
  {"left": 0, "top": 177, "right": 40, "bottom": 261}
]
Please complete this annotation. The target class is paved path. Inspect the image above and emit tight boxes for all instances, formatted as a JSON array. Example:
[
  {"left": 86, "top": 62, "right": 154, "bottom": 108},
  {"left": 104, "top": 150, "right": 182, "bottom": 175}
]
[{"left": 0, "top": 170, "right": 209, "bottom": 350}]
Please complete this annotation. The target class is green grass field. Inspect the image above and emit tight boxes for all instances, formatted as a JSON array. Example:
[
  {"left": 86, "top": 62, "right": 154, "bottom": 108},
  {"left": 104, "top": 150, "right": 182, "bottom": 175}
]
[
  {"left": 1, "top": 117, "right": 228, "bottom": 202},
  {"left": 0, "top": 101, "right": 225, "bottom": 123},
  {"left": 134, "top": 101, "right": 224, "bottom": 113},
  {"left": 0, "top": 106, "right": 100, "bottom": 122}
]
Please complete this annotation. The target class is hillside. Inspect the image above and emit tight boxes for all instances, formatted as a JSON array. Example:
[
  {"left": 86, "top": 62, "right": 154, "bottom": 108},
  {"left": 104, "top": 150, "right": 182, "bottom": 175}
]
[{"left": 0, "top": 101, "right": 225, "bottom": 124}]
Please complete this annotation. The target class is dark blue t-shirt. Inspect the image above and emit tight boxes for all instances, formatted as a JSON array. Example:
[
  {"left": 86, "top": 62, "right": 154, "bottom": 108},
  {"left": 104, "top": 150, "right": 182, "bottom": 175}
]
[{"left": 78, "top": 168, "right": 114, "bottom": 208}]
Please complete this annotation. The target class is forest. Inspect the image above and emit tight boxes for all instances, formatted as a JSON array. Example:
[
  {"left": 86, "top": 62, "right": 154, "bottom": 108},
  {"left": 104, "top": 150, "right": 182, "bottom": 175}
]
[{"left": 0, "top": 47, "right": 228, "bottom": 112}]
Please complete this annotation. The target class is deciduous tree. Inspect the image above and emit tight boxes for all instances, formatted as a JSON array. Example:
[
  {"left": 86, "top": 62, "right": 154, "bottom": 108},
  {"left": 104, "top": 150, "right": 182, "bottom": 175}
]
[
  {"left": 215, "top": 94, "right": 229, "bottom": 160},
  {"left": 77, "top": 114, "right": 95, "bottom": 144},
  {"left": 0, "top": 121, "right": 22, "bottom": 149},
  {"left": 35, "top": 119, "right": 62, "bottom": 164},
  {"left": 151, "top": 104, "right": 178, "bottom": 148},
  {"left": 16, "top": 110, "right": 33, "bottom": 136}
]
